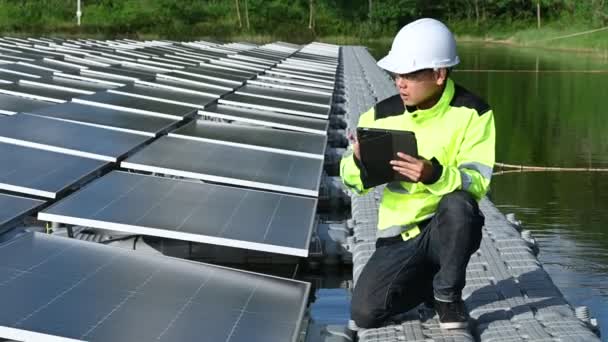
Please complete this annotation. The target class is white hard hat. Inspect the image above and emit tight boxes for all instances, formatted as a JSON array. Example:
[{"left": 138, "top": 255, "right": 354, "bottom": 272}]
[{"left": 377, "top": 18, "right": 459, "bottom": 74}]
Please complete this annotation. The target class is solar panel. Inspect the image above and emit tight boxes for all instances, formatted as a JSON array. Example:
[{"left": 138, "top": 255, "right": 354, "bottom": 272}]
[
  {"left": 256, "top": 75, "right": 334, "bottom": 91},
  {"left": 266, "top": 67, "right": 335, "bottom": 82},
  {"left": 0, "top": 193, "right": 44, "bottom": 228},
  {"left": 0, "top": 93, "right": 53, "bottom": 115},
  {"left": 0, "top": 113, "right": 151, "bottom": 162},
  {"left": 25, "top": 77, "right": 116, "bottom": 92},
  {"left": 20, "top": 59, "right": 84, "bottom": 74},
  {"left": 247, "top": 79, "right": 333, "bottom": 96},
  {"left": 288, "top": 56, "right": 338, "bottom": 67},
  {"left": 236, "top": 84, "right": 331, "bottom": 108},
  {"left": 170, "top": 121, "right": 327, "bottom": 159},
  {"left": 285, "top": 57, "right": 338, "bottom": 68},
  {"left": 0, "top": 83, "right": 84, "bottom": 103},
  {"left": 0, "top": 142, "right": 107, "bottom": 198},
  {"left": 160, "top": 71, "right": 241, "bottom": 89},
  {"left": 177, "top": 66, "right": 253, "bottom": 83},
  {"left": 230, "top": 54, "right": 277, "bottom": 65},
  {"left": 150, "top": 77, "right": 229, "bottom": 97},
  {"left": 227, "top": 55, "right": 276, "bottom": 67},
  {"left": 39, "top": 171, "right": 317, "bottom": 257},
  {"left": 107, "top": 84, "right": 217, "bottom": 109},
  {"left": 156, "top": 73, "right": 234, "bottom": 92},
  {"left": 0, "top": 70, "right": 40, "bottom": 83},
  {"left": 0, "top": 232, "right": 309, "bottom": 342},
  {"left": 73, "top": 91, "right": 198, "bottom": 120},
  {"left": 275, "top": 63, "right": 335, "bottom": 77},
  {"left": 82, "top": 65, "right": 155, "bottom": 81},
  {"left": 122, "top": 136, "right": 323, "bottom": 197},
  {"left": 211, "top": 60, "right": 265, "bottom": 73},
  {"left": 29, "top": 102, "right": 179, "bottom": 137},
  {"left": 0, "top": 63, "right": 55, "bottom": 78},
  {"left": 199, "top": 104, "right": 328, "bottom": 135},
  {"left": 239, "top": 49, "right": 288, "bottom": 60},
  {"left": 220, "top": 93, "right": 329, "bottom": 120},
  {"left": 265, "top": 69, "right": 335, "bottom": 85}
]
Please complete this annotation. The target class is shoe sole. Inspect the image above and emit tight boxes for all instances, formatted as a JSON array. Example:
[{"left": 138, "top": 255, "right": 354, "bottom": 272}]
[{"left": 439, "top": 321, "right": 469, "bottom": 329}]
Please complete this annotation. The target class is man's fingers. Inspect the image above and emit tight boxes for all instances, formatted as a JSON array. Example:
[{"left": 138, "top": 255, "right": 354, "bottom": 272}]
[
  {"left": 390, "top": 159, "right": 422, "bottom": 172},
  {"left": 396, "top": 152, "right": 418, "bottom": 163},
  {"left": 392, "top": 166, "right": 419, "bottom": 180}
]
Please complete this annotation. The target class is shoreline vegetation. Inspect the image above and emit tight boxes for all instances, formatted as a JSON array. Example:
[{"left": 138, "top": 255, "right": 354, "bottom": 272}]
[{"left": 1, "top": 1, "right": 607, "bottom": 57}]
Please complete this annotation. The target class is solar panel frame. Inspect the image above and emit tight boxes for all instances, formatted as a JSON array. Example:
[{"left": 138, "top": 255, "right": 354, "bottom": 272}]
[
  {"left": 0, "top": 231, "right": 310, "bottom": 342},
  {"left": 39, "top": 171, "right": 317, "bottom": 257},
  {"left": 121, "top": 136, "right": 323, "bottom": 197}
]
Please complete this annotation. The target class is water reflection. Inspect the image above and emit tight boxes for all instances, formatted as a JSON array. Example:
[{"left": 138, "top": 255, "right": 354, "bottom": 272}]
[
  {"left": 454, "top": 44, "right": 608, "bottom": 168},
  {"left": 492, "top": 172, "right": 608, "bottom": 338}
]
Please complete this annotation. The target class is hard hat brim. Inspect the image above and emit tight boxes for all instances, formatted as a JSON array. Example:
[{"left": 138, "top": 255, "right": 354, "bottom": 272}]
[{"left": 377, "top": 54, "right": 420, "bottom": 75}]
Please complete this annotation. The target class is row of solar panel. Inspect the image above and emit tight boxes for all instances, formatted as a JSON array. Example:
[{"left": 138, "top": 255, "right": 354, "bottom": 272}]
[
  {"left": 0, "top": 38, "right": 337, "bottom": 253},
  {"left": 0, "top": 37, "right": 340, "bottom": 342}
]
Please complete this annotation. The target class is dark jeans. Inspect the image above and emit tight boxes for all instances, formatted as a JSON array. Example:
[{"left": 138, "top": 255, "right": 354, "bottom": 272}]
[{"left": 351, "top": 190, "right": 484, "bottom": 329}]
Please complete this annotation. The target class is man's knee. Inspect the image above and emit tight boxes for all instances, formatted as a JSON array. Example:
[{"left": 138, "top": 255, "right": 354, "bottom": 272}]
[
  {"left": 351, "top": 295, "right": 386, "bottom": 329},
  {"left": 438, "top": 190, "right": 478, "bottom": 214},
  {"left": 436, "top": 191, "right": 484, "bottom": 232}
]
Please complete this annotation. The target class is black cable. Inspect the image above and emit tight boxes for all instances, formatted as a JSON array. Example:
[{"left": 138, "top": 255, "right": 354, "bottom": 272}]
[{"left": 133, "top": 236, "right": 140, "bottom": 250}]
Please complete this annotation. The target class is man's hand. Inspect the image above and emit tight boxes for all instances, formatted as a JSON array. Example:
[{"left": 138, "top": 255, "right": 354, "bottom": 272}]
[
  {"left": 348, "top": 132, "right": 361, "bottom": 161},
  {"left": 390, "top": 153, "right": 435, "bottom": 183}
]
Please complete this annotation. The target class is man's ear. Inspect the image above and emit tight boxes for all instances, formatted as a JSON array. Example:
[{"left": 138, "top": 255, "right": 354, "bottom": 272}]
[{"left": 435, "top": 68, "right": 448, "bottom": 86}]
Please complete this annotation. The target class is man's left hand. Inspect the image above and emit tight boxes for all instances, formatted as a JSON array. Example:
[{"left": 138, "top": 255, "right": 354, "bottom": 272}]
[{"left": 390, "top": 153, "right": 434, "bottom": 183}]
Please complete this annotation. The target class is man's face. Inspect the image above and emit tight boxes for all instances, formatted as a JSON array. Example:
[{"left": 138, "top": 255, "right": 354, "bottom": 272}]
[{"left": 391, "top": 69, "right": 445, "bottom": 107}]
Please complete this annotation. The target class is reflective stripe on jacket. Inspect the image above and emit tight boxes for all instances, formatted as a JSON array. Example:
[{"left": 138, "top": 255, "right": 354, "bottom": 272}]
[{"left": 340, "top": 78, "right": 495, "bottom": 240}]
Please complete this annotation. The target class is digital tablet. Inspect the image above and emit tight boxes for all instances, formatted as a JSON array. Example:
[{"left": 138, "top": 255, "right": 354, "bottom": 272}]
[{"left": 356, "top": 127, "right": 418, "bottom": 187}]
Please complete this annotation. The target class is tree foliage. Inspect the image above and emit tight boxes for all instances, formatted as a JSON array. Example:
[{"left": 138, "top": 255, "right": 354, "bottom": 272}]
[{"left": 0, "top": 0, "right": 607, "bottom": 40}]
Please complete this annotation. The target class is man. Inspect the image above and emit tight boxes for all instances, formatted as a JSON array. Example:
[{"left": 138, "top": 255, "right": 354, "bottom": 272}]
[{"left": 341, "top": 18, "right": 495, "bottom": 330}]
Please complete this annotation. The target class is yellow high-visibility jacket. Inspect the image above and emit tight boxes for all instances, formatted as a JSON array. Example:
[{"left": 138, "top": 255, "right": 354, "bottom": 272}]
[{"left": 340, "top": 78, "right": 495, "bottom": 240}]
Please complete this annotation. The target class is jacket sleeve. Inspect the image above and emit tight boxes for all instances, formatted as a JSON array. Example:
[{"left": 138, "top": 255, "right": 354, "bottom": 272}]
[
  {"left": 340, "top": 108, "right": 375, "bottom": 195},
  {"left": 424, "top": 110, "right": 496, "bottom": 200}
]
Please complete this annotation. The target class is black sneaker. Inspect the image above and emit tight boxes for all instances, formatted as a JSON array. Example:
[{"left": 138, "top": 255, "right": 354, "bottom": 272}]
[{"left": 434, "top": 299, "right": 469, "bottom": 329}]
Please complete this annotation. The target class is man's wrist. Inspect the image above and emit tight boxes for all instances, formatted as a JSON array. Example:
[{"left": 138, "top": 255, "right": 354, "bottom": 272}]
[{"left": 423, "top": 157, "right": 443, "bottom": 184}]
